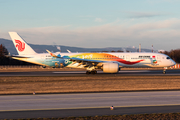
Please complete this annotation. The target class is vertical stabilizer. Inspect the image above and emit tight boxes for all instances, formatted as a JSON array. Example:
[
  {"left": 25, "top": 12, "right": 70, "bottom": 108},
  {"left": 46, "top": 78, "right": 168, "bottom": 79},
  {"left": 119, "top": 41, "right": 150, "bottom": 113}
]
[{"left": 9, "top": 32, "right": 37, "bottom": 55}]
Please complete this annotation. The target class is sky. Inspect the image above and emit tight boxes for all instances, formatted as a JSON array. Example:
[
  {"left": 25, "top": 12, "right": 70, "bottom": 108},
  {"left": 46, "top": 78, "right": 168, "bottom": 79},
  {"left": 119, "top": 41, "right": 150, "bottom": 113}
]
[{"left": 1, "top": 0, "right": 180, "bottom": 50}]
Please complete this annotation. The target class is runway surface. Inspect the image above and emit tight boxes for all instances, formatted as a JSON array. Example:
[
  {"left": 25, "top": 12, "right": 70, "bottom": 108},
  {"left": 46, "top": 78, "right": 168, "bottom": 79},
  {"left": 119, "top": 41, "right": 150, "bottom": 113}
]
[
  {"left": 1, "top": 105, "right": 180, "bottom": 119},
  {"left": 0, "top": 69, "right": 180, "bottom": 76},
  {"left": 1, "top": 69, "right": 180, "bottom": 119},
  {"left": 1, "top": 91, "right": 180, "bottom": 119}
]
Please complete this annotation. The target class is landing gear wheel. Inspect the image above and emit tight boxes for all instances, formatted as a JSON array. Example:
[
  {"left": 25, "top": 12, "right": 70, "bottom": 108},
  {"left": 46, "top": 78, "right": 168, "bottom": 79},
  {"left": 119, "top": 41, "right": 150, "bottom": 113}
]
[
  {"left": 91, "top": 70, "right": 97, "bottom": 74},
  {"left": 91, "top": 71, "right": 95, "bottom": 74},
  {"left": 42, "top": 66, "right": 46, "bottom": 68},
  {"left": 86, "top": 70, "right": 97, "bottom": 74},
  {"left": 86, "top": 71, "right": 90, "bottom": 74}
]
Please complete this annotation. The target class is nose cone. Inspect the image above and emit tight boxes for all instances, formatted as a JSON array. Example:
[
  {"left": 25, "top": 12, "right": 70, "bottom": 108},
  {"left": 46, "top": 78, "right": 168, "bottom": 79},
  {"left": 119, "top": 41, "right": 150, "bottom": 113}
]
[{"left": 171, "top": 60, "right": 176, "bottom": 66}]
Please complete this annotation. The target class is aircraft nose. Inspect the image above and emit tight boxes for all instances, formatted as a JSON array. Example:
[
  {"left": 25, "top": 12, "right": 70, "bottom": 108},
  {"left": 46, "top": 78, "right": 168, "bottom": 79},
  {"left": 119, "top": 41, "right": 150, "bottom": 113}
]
[{"left": 171, "top": 60, "right": 176, "bottom": 66}]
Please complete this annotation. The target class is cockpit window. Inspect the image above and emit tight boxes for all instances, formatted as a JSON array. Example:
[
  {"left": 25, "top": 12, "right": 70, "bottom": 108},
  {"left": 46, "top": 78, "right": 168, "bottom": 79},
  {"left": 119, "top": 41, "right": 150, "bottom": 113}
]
[{"left": 166, "top": 57, "right": 171, "bottom": 59}]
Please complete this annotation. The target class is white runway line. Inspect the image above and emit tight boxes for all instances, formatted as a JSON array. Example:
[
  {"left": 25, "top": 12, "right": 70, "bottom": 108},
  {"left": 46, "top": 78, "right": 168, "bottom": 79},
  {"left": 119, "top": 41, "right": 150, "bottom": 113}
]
[
  {"left": 53, "top": 71, "right": 87, "bottom": 74},
  {"left": 119, "top": 70, "right": 150, "bottom": 73}
]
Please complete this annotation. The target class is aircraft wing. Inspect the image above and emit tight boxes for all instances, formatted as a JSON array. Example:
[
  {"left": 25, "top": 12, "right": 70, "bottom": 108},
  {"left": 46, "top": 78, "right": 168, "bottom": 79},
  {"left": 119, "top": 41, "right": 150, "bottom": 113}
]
[
  {"left": 46, "top": 49, "right": 108, "bottom": 63},
  {"left": 46, "top": 49, "right": 119, "bottom": 71},
  {"left": 64, "top": 56, "right": 120, "bottom": 71},
  {"left": 68, "top": 57, "right": 105, "bottom": 63}
]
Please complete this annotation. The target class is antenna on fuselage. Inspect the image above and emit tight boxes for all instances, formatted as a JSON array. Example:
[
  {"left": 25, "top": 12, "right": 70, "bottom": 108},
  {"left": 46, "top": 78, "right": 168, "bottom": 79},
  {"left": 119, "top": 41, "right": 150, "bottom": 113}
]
[{"left": 122, "top": 48, "right": 126, "bottom": 52}]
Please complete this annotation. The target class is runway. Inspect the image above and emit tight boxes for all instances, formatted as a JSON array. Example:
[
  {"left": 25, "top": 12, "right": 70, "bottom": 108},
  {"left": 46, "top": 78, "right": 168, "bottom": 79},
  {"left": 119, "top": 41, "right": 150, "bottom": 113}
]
[
  {"left": 1, "top": 105, "right": 180, "bottom": 119},
  {"left": 1, "top": 91, "right": 180, "bottom": 119},
  {"left": 1, "top": 69, "right": 180, "bottom": 119},
  {"left": 0, "top": 69, "right": 180, "bottom": 76}
]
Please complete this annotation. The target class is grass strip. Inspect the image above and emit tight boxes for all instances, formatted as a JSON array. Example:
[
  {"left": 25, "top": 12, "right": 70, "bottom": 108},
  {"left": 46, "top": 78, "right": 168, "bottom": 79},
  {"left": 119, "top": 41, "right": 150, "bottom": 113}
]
[
  {"left": 1, "top": 113, "right": 180, "bottom": 120},
  {"left": 1, "top": 76, "right": 180, "bottom": 95}
]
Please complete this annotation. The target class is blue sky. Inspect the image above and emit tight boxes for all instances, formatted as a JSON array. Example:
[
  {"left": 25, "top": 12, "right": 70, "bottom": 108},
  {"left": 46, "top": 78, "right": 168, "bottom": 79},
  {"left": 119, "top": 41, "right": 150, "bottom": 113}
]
[{"left": 1, "top": 0, "right": 180, "bottom": 50}]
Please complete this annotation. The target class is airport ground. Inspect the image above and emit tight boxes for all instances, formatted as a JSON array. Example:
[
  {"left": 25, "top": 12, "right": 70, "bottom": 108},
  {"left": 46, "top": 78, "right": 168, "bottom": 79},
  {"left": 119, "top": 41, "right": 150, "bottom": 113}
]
[
  {"left": 1, "top": 91, "right": 180, "bottom": 119},
  {"left": 1, "top": 67, "right": 180, "bottom": 119},
  {"left": 1, "top": 70, "right": 180, "bottom": 94}
]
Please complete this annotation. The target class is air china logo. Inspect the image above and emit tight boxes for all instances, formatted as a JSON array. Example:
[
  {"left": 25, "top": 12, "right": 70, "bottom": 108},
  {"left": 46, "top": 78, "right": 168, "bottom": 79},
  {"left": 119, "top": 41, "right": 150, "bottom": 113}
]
[{"left": 15, "top": 40, "right": 25, "bottom": 52}]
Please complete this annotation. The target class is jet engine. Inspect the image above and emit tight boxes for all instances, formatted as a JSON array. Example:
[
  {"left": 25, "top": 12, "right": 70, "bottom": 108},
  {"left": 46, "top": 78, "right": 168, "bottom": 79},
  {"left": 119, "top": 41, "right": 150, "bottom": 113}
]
[{"left": 102, "top": 63, "right": 119, "bottom": 73}]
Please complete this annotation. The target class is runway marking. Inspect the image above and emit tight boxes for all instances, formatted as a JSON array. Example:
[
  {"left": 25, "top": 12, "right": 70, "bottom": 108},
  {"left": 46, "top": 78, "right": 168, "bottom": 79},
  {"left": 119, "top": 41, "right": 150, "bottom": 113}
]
[
  {"left": 53, "top": 71, "right": 87, "bottom": 74},
  {"left": 1, "top": 94, "right": 180, "bottom": 102},
  {"left": 119, "top": 70, "right": 150, "bottom": 72},
  {"left": 1, "top": 104, "right": 180, "bottom": 112}
]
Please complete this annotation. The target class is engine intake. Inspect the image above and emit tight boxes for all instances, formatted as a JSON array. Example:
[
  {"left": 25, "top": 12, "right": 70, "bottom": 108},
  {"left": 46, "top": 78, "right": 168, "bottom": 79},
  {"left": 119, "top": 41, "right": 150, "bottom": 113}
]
[{"left": 103, "top": 63, "right": 119, "bottom": 73}]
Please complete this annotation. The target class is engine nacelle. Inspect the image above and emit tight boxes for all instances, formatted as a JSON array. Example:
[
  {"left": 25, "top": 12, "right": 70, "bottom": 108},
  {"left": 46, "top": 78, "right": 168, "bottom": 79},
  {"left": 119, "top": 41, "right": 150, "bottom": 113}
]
[{"left": 103, "top": 63, "right": 119, "bottom": 73}]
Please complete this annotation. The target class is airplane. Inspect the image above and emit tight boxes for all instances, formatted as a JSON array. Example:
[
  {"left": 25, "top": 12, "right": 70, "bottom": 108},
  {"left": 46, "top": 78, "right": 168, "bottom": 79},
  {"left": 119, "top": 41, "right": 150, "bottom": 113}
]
[{"left": 9, "top": 32, "right": 176, "bottom": 74}]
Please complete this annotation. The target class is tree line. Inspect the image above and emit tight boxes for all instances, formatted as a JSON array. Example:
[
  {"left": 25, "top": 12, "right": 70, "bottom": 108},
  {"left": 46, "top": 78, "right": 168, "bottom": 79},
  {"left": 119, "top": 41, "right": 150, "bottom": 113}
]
[
  {"left": 164, "top": 49, "right": 180, "bottom": 63},
  {"left": 0, "top": 44, "right": 36, "bottom": 65},
  {"left": 0, "top": 44, "right": 180, "bottom": 65}
]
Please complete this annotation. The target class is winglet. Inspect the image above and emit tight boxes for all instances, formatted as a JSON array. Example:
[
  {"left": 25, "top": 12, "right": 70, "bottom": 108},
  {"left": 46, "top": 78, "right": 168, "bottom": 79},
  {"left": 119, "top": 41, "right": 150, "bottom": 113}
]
[
  {"left": 46, "top": 49, "right": 60, "bottom": 58},
  {"left": 67, "top": 49, "right": 71, "bottom": 53}
]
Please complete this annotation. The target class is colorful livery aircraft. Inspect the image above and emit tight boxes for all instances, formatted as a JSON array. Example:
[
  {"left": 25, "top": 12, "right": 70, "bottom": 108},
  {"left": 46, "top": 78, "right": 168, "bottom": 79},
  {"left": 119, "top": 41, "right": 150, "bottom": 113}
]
[{"left": 9, "top": 32, "right": 176, "bottom": 74}]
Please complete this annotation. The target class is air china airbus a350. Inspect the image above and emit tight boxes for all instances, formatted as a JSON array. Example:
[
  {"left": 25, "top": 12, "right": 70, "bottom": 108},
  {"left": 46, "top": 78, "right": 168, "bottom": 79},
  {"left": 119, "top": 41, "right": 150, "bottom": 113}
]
[{"left": 9, "top": 32, "right": 175, "bottom": 74}]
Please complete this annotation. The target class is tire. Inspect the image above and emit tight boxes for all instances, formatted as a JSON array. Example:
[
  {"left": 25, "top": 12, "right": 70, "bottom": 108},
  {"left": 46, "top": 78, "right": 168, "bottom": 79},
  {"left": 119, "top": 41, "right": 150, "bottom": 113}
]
[
  {"left": 86, "top": 71, "right": 90, "bottom": 74},
  {"left": 91, "top": 71, "right": 95, "bottom": 74}
]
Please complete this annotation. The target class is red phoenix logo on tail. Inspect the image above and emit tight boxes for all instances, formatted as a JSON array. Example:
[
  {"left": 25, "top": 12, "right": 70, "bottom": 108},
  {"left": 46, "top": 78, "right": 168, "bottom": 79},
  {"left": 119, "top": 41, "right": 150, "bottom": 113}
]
[{"left": 15, "top": 39, "right": 25, "bottom": 52}]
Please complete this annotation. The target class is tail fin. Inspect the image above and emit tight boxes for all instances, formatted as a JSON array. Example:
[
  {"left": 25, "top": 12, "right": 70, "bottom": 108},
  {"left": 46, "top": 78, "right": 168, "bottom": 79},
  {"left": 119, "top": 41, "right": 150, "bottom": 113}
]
[{"left": 9, "top": 32, "right": 37, "bottom": 55}]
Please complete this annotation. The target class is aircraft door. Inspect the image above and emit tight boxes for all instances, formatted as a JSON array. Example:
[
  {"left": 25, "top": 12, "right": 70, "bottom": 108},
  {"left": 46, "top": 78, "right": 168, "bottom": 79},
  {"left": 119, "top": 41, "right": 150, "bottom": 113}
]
[
  {"left": 157, "top": 55, "right": 161, "bottom": 63},
  {"left": 41, "top": 55, "right": 45, "bottom": 62},
  {"left": 157, "top": 55, "right": 160, "bottom": 60},
  {"left": 126, "top": 55, "right": 130, "bottom": 61}
]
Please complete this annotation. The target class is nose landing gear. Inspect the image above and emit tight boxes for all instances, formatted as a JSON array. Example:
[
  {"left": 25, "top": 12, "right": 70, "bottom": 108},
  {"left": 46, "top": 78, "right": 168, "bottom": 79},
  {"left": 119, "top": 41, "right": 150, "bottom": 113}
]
[
  {"left": 163, "top": 69, "right": 166, "bottom": 74},
  {"left": 163, "top": 67, "right": 167, "bottom": 74}
]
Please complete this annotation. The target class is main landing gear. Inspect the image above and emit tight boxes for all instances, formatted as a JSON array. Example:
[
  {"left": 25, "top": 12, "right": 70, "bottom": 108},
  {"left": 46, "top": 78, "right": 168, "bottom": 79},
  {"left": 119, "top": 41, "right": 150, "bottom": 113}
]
[{"left": 86, "top": 70, "right": 97, "bottom": 74}]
